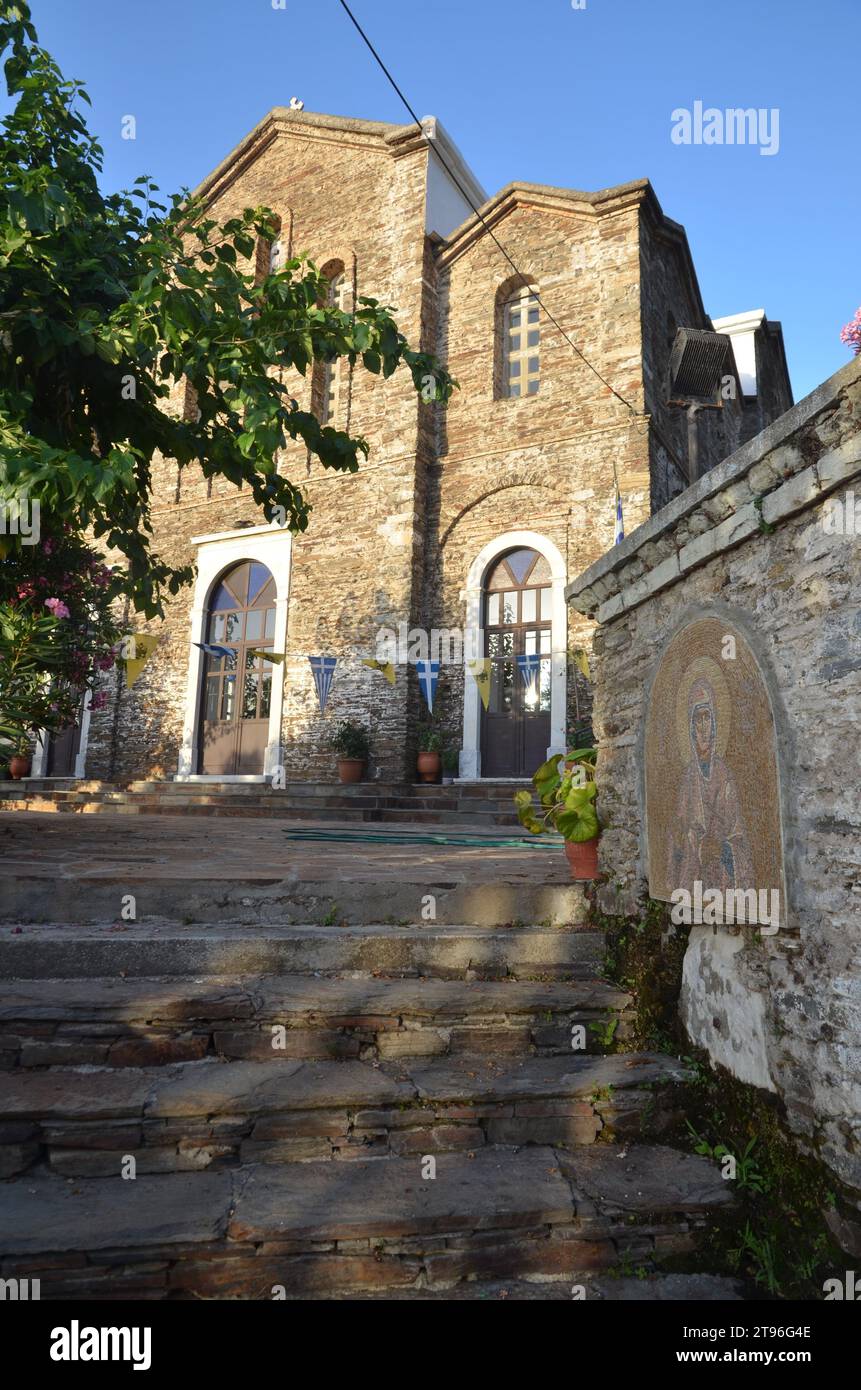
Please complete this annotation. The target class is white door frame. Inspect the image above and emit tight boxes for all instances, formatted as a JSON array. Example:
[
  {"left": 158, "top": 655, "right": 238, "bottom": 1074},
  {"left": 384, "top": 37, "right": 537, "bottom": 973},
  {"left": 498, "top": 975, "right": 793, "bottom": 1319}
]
[
  {"left": 176, "top": 524, "right": 292, "bottom": 783},
  {"left": 459, "top": 529, "right": 567, "bottom": 780}
]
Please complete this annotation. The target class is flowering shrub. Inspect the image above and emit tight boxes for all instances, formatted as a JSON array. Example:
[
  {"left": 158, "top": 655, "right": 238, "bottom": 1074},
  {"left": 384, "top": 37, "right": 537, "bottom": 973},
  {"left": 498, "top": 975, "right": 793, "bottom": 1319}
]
[
  {"left": 0, "top": 528, "right": 124, "bottom": 751},
  {"left": 840, "top": 308, "right": 861, "bottom": 356}
]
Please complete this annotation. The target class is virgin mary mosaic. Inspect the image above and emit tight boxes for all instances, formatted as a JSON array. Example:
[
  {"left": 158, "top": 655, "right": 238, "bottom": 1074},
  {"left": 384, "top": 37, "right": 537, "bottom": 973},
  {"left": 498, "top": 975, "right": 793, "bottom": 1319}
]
[{"left": 645, "top": 617, "right": 783, "bottom": 910}]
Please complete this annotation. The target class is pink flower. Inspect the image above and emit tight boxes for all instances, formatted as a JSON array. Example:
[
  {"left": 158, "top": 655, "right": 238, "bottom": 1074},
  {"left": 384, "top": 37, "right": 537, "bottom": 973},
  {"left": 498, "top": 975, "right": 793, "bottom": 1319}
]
[
  {"left": 42, "top": 538, "right": 54, "bottom": 555},
  {"left": 840, "top": 308, "right": 861, "bottom": 355},
  {"left": 94, "top": 654, "right": 115, "bottom": 671},
  {"left": 90, "top": 691, "right": 108, "bottom": 711},
  {"left": 44, "top": 597, "right": 70, "bottom": 618}
]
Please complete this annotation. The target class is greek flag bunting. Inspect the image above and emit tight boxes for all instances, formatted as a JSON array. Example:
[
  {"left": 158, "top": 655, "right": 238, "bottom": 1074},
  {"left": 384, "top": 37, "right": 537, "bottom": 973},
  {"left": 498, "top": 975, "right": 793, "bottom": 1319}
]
[
  {"left": 614, "top": 485, "right": 625, "bottom": 546},
  {"left": 416, "top": 659, "right": 440, "bottom": 713},
  {"left": 516, "top": 652, "right": 541, "bottom": 693},
  {"left": 194, "top": 642, "right": 234, "bottom": 661},
  {"left": 308, "top": 655, "right": 337, "bottom": 713}
]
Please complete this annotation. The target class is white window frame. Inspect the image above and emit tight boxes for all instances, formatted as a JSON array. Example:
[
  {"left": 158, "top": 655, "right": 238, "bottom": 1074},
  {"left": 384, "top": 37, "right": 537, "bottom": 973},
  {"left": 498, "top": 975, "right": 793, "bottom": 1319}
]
[{"left": 503, "top": 286, "right": 540, "bottom": 398}]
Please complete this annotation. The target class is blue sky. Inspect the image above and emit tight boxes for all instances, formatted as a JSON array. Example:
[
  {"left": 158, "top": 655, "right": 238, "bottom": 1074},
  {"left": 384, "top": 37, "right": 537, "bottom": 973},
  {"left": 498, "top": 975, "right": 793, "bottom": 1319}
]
[{"left": 22, "top": 0, "right": 861, "bottom": 399}]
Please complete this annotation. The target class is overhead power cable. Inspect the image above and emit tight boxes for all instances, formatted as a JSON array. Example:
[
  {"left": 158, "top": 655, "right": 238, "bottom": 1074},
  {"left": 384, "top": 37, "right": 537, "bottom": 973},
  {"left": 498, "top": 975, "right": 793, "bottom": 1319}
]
[{"left": 337, "top": 0, "right": 646, "bottom": 437}]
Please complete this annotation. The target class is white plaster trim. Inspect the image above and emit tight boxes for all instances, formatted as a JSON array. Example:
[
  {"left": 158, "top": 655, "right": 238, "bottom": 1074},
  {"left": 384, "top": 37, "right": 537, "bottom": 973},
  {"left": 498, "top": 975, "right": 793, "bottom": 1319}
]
[
  {"left": 176, "top": 527, "right": 292, "bottom": 780},
  {"left": 460, "top": 530, "right": 567, "bottom": 780},
  {"left": 176, "top": 774, "right": 268, "bottom": 784},
  {"left": 189, "top": 522, "right": 282, "bottom": 546}
]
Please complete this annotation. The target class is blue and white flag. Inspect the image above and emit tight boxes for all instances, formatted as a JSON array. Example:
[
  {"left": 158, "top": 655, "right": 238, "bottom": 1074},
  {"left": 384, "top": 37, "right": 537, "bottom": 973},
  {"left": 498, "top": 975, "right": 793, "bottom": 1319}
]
[
  {"left": 517, "top": 652, "right": 541, "bottom": 692},
  {"left": 415, "top": 659, "right": 439, "bottom": 713},
  {"left": 614, "top": 484, "right": 625, "bottom": 546},
  {"left": 308, "top": 655, "right": 337, "bottom": 713},
  {"left": 195, "top": 642, "right": 234, "bottom": 661}
]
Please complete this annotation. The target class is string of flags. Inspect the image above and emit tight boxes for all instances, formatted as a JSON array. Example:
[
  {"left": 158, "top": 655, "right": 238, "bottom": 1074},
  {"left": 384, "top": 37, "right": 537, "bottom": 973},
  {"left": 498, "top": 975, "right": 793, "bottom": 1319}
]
[{"left": 122, "top": 635, "right": 589, "bottom": 713}]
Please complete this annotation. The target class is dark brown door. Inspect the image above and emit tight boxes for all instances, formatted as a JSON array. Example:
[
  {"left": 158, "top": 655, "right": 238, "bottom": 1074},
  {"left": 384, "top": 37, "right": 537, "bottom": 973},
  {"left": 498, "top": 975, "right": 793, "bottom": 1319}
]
[
  {"left": 198, "top": 561, "right": 276, "bottom": 775},
  {"left": 481, "top": 548, "right": 552, "bottom": 778},
  {"left": 47, "top": 699, "right": 84, "bottom": 776}
]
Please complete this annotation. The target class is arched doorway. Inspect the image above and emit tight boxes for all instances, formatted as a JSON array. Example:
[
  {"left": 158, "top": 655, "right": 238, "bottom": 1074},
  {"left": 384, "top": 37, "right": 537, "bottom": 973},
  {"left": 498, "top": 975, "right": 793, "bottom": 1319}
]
[
  {"left": 481, "top": 547, "right": 552, "bottom": 777},
  {"left": 197, "top": 561, "right": 277, "bottom": 775}
]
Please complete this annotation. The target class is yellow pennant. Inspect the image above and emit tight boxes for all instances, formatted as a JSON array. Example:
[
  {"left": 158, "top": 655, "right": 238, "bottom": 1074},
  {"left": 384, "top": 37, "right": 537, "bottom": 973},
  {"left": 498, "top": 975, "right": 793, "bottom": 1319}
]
[
  {"left": 573, "top": 648, "right": 591, "bottom": 681},
  {"left": 362, "top": 658, "right": 395, "bottom": 686},
  {"left": 467, "top": 658, "right": 492, "bottom": 710},
  {"left": 124, "top": 633, "right": 161, "bottom": 689},
  {"left": 248, "top": 648, "right": 286, "bottom": 665}
]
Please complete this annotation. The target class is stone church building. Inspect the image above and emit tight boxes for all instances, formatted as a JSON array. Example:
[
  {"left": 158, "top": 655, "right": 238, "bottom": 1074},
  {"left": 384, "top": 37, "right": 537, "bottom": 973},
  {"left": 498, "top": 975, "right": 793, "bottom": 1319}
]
[{"left": 44, "top": 107, "right": 792, "bottom": 785}]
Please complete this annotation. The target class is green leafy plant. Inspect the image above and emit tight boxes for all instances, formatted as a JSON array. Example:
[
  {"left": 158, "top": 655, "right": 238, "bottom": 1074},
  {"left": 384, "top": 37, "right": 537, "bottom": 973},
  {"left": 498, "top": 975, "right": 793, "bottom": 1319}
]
[
  {"left": 514, "top": 748, "right": 601, "bottom": 843},
  {"left": 686, "top": 1124, "right": 768, "bottom": 1194},
  {"left": 728, "top": 1222, "right": 779, "bottom": 1295},
  {"left": 417, "top": 729, "right": 442, "bottom": 753},
  {"left": 588, "top": 1015, "right": 619, "bottom": 1050},
  {"left": 442, "top": 747, "right": 459, "bottom": 773},
  {"left": 329, "top": 720, "right": 370, "bottom": 761}
]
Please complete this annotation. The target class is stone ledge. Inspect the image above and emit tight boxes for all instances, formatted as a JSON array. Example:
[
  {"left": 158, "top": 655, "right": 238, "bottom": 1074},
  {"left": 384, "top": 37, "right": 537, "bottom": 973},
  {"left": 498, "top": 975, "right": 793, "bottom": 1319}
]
[{"left": 566, "top": 356, "right": 861, "bottom": 619}]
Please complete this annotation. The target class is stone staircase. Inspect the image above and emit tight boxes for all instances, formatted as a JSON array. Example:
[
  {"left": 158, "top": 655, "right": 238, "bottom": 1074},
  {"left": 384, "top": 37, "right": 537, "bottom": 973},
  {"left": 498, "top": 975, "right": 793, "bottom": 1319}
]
[
  {"left": 0, "top": 778, "right": 531, "bottom": 829},
  {"left": 0, "top": 909, "right": 740, "bottom": 1300}
]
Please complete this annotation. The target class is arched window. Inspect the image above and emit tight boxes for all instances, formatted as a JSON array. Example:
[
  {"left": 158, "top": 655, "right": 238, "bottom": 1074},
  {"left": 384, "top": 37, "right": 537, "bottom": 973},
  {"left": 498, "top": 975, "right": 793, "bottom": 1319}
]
[
  {"left": 501, "top": 285, "right": 540, "bottom": 398},
  {"left": 320, "top": 271, "right": 348, "bottom": 424},
  {"left": 198, "top": 561, "right": 277, "bottom": 774},
  {"left": 311, "top": 262, "right": 349, "bottom": 428}
]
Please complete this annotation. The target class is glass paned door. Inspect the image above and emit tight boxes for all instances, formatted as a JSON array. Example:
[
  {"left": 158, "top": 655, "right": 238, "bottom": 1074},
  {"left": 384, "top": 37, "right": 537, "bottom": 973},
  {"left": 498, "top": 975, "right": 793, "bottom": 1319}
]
[
  {"left": 481, "top": 549, "right": 552, "bottom": 777},
  {"left": 198, "top": 561, "right": 276, "bottom": 774}
]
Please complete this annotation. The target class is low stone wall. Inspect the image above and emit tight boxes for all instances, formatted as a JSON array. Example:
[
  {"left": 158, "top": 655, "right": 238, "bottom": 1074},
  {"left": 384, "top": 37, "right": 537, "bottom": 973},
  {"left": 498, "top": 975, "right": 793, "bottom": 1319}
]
[{"left": 566, "top": 355, "right": 861, "bottom": 1198}]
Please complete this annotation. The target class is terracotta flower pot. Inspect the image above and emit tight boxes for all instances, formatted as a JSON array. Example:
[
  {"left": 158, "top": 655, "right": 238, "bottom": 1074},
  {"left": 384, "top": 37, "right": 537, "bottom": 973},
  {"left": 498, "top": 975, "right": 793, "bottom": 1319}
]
[
  {"left": 564, "top": 836, "right": 600, "bottom": 881},
  {"left": 337, "top": 758, "right": 365, "bottom": 784},
  {"left": 9, "top": 754, "right": 31, "bottom": 781},
  {"left": 416, "top": 750, "right": 441, "bottom": 783}
]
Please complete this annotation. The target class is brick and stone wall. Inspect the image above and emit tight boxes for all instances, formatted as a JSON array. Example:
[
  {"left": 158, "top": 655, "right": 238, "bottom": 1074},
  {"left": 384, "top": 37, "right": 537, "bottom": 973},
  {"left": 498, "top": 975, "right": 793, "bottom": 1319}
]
[
  {"left": 566, "top": 355, "right": 861, "bottom": 1196},
  {"left": 81, "top": 108, "right": 793, "bottom": 784}
]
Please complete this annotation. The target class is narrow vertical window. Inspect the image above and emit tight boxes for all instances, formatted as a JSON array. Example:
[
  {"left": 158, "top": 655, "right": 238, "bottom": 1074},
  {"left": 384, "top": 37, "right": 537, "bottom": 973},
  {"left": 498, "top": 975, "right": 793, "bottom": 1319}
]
[
  {"left": 503, "top": 286, "right": 540, "bottom": 397},
  {"left": 321, "top": 271, "right": 347, "bottom": 425}
]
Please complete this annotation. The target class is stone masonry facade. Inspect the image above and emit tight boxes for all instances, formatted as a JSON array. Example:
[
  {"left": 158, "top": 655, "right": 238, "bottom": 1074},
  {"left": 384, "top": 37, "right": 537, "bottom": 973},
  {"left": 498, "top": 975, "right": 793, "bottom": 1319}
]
[
  {"left": 76, "top": 106, "right": 791, "bottom": 784},
  {"left": 566, "top": 355, "right": 861, "bottom": 1198}
]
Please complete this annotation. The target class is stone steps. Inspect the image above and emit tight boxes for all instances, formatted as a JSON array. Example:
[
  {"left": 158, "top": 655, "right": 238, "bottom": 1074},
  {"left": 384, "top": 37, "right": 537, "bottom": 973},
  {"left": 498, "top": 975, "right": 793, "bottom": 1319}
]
[
  {"left": 0, "top": 923, "right": 605, "bottom": 980},
  {"left": 0, "top": 1143, "right": 734, "bottom": 1297},
  {"left": 0, "top": 779, "right": 534, "bottom": 827},
  {"left": 0, "top": 974, "right": 634, "bottom": 1069},
  {"left": 0, "top": 1051, "right": 686, "bottom": 1178}
]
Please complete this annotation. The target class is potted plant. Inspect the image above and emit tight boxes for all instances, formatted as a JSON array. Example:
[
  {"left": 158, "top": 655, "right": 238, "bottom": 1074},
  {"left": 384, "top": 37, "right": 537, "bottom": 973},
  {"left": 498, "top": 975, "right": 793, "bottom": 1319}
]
[
  {"left": 416, "top": 729, "right": 442, "bottom": 783},
  {"left": 514, "top": 747, "right": 602, "bottom": 880},
  {"left": 329, "top": 720, "right": 370, "bottom": 784},
  {"left": 441, "top": 747, "right": 459, "bottom": 785},
  {"left": 8, "top": 738, "right": 32, "bottom": 781}
]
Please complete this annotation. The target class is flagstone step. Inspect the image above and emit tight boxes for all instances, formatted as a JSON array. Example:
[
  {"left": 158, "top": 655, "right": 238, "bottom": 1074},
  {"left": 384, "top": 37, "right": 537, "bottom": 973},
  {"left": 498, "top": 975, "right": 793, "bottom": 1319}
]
[
  {"left": 0, "top": 779, "right": 535, "bottom": 827},
  {"left": 0, "top": 974, "right": 634, "bottom": 1069},
  {"left": 0, "top": 1143, "right": 733, "bottom": 1297},
  {"left": 0, "top": 1052, "right": 686, "bottom": 1177},
  {"left": 0, "top": 923, "right": 605, "bottom": 980},
  {"left": 0, "top": 802, "right": 532, "bottom": 830}
]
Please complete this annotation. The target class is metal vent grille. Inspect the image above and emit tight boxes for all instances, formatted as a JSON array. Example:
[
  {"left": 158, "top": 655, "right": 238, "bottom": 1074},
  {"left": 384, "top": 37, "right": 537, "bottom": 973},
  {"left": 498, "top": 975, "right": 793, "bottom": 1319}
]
[{"left": 668, "top": 329, "right": 731, "bottom": 399}]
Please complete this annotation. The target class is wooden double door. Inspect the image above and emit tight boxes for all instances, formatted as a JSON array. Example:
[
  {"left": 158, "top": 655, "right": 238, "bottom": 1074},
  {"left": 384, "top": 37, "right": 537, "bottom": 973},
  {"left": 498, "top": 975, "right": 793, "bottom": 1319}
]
[
  {"left": 197, "top": 561, "right": 277, "bottom": 775},
  {"left": 480, "top": 547, "right": 552, "bottom": 778}
]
